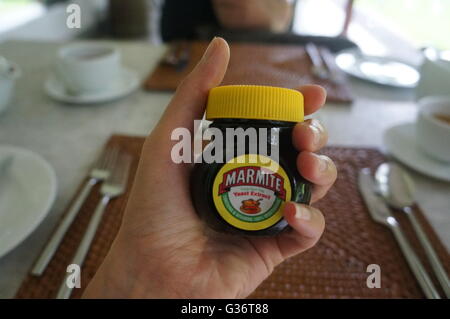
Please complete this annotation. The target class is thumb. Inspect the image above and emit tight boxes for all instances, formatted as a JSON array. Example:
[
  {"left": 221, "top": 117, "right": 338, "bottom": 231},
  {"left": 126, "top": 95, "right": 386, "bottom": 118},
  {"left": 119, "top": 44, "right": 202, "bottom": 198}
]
[
  {"left": 276, "top": 202, "right": 325, "bottom": 259},
  {"left": 157, "top": 37, "right": 230, "bottom": 134}
]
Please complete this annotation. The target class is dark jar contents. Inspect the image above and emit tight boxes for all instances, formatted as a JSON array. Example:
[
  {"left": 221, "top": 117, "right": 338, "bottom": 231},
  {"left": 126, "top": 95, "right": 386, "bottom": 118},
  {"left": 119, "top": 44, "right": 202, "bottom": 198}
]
[{"left": 191, "top": 85, "right": 311, "bottom": 236}]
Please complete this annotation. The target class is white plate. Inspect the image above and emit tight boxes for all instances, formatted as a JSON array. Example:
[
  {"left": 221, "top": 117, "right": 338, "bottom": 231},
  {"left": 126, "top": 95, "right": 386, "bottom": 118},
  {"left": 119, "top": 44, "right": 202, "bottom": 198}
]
[
  {"left": 384, "top": 123, "right": 450, "bottom": 182},
  {"left": 44, "top": 67, "right": 140, "bottom": 104},
  {"left": 335, "top": 48, "right": 420, "bottom": 88},
  {"left": 0, "top": 146, "right": 57, "bottom": 258}
]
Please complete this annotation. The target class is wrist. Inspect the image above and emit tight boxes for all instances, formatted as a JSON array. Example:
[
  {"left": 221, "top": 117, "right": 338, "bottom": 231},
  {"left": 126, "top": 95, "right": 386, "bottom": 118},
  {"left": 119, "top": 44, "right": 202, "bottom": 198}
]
[
  {"left": 82, "top": 232, "right": 153, "bottom": 298},
  {"left": 82, "top": 236, "right": 133, "bottom": 298}
]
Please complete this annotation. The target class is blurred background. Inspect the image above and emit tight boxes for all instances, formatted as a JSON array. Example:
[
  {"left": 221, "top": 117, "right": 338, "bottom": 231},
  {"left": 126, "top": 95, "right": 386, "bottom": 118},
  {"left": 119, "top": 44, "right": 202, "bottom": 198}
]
[{"left": 0, "top": 0, "right": 449, "bottom": 52}]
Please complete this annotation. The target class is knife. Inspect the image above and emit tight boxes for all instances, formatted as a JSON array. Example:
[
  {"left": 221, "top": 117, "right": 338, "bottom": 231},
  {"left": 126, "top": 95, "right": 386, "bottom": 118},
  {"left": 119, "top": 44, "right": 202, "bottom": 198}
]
[
  {"left": 358, "top": 168, "right": 440, "bottom": 299},
  {"left": 305, "top": 43, "right": 328, "bottom": 80},
  {"left": 318, "top": 46, "right": 347, "bottom": 85}
]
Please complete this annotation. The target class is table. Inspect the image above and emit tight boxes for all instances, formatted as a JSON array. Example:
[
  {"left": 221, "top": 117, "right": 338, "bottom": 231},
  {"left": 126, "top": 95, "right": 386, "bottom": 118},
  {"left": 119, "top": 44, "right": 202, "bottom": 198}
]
[{"left": 0, "top": 40, "right": 449, "bottom": 299}]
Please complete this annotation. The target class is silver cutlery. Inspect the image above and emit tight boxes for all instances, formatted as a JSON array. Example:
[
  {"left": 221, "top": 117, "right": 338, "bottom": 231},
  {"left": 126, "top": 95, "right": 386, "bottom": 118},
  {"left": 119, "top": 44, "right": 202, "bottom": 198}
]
[
  {"left": 162, "top": 41, "right": 190, "bottom": 72},
  {"left": 358, "top": 168, "right": 441, "bottom": 299},
  {"left": 318, "top": 46, "right": 347, "bottom": 85},
  {"left": 31, "top": 147, "right": 119, "bottom": 276},
  {"left": 56, "top": 152, "right": 131, "bottom": 299},
  {"left": 305, "top": 43, "right": 329, "bottom": 80},
  {"left": 305, "top": 43, "right": 348, "bottom": 86},
  {"left": 375, "top": 162, "right": 450, "bottom": 298}
]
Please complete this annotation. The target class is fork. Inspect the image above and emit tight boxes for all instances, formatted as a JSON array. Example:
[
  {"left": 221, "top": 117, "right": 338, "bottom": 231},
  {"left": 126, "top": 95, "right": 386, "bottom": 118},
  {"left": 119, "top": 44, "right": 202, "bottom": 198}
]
[
  {"left": 56, "top": 153, "right": 131, "bottom": 299},
  {"left": 305, "top": 42, "right": 329, "bottom": 80},
  {"left": 31, "top": 147, "right": 119, "bottom": 276}
]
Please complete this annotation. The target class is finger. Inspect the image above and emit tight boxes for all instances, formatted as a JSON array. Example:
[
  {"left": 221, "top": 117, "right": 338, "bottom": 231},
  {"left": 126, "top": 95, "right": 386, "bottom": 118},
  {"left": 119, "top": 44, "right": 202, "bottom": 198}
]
[
  {"left": 292, "top": 119, "right": 328, "bottom": 152},
  {"left": 296, "top": 85, "right": 327, "bottom": 116},
  {"left": 297, "top": 152, "right": 337, "bottom": 202},
  {"left": 157, "top": 37, "right": 230, "bottom": 134},
  {"left": 276, "top": 202, "right": 325, "bottom": 259},
  {"left": 297, "top": 152, "right": 337, "bottom": 186}
]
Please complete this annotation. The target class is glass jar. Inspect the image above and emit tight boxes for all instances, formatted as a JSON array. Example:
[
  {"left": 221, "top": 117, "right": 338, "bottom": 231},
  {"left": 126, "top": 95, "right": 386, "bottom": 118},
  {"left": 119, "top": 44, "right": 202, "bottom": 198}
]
[{"left": 191, "top": 85, "right": 311, "bottom": 236}]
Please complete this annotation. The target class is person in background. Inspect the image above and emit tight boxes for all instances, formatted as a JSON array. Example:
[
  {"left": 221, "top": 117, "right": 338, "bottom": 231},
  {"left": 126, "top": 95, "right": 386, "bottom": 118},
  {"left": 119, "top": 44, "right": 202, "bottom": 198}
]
[
  {"left": 161, "top": 0, "right": 296, "bottom": 42},
  {"left": 160, "top": 0, "right": 355, "bottom": 52},
  {"left": 211, "top": 0, "right": 294, "bottom": 33}
]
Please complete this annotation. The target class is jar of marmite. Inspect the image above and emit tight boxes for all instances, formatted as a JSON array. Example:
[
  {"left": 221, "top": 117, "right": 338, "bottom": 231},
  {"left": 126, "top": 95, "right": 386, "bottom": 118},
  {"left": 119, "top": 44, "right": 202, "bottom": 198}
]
[{"left": 191, "top": 85, "right": 311, "bottom": 236}]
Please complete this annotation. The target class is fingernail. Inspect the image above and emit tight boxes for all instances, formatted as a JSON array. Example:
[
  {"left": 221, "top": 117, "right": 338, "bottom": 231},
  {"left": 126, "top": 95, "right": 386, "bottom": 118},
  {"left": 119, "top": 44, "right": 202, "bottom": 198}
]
[
  {"left": 200, "top": 37, "right": 218, "bottom": 64},
  {"left": 294, "top": 204, "right": 312, "bottom": 221},
  {"left": 317, "top": 155, "right": 329, "bottom": 172}
]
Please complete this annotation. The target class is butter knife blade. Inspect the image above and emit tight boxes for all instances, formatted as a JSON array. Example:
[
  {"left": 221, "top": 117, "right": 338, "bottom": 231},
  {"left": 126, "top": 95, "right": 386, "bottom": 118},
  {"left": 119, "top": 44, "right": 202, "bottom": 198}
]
[
  {"left": 358, "top": 168, "right": 394, "bottom": 226},
  {"left": 358, "top": 168, "right": 440, "bottom": 299}
]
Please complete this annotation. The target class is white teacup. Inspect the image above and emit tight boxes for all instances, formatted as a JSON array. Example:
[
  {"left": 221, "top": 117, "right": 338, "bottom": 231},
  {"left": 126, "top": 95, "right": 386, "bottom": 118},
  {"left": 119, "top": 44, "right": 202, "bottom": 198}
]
[
  {"left": 416, "top": 96, "right": 450, "bottom": 162},
  {"left": 416, "top": 51, "right": 450, "bottom": 100},
  {"left": 56, "top": 43, "right": 121, "bottom": 94}
]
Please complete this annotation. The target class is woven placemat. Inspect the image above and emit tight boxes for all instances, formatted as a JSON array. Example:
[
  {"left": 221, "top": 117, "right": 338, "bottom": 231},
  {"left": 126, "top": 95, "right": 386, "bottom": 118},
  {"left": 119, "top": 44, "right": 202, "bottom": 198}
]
[
  {"left": 15, "top": 135, "right": 449, "bottom": 299},
  {"left": 144, "top": 41, "right": 353, "bottom": 104}
]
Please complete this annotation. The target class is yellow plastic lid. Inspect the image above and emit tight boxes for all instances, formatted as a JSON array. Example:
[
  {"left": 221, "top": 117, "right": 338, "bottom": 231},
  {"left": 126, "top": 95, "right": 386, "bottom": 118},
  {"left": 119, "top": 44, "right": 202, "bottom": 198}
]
[{"left": 206, "top": 85, "right": 304, "bottom": 122}]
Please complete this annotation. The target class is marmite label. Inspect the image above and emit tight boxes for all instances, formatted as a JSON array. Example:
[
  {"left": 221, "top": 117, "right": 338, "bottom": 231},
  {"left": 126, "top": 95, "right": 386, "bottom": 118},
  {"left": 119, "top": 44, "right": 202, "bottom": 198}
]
[{"left": 212, "top": 154, "right": 292, "bottom": 231}]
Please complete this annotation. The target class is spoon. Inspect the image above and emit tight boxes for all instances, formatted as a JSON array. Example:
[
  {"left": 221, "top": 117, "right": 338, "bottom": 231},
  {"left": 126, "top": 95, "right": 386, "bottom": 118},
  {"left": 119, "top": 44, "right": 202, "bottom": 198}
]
[{"left": 375, "top": 162, "right": 450, "bottom": 298}]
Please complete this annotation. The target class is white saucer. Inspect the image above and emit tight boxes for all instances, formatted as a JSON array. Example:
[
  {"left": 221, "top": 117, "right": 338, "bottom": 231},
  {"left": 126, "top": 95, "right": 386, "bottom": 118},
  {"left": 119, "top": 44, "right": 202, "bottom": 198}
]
[
  {"left": 44, "top": 67, "right": 140, "bottom": 104},
  {"left": 0, "top": 145, "right": 57, "bottom": 258},
  {"left": 335, "top": 48, "right": 420, "bottom": 88},
  {"left": 384, "top": 123, "right": 450, "bottom": 182}
]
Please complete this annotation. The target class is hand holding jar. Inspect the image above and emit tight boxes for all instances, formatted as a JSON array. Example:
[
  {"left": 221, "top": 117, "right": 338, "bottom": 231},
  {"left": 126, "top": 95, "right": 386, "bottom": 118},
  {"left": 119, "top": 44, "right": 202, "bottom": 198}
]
[{"left": 83, "top": 38, "right": 337, "bottom": 299}]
